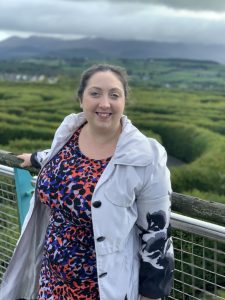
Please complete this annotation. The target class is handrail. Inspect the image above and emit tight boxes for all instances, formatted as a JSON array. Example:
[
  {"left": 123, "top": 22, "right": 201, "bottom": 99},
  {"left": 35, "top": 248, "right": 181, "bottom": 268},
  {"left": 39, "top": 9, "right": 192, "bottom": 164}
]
[
  {"left": 0, "top": 150, "right": 38, "bottom": 174},
  {"left": 171, "top": 212, "right": 225, "bottom": 241},
  {"left": 0, "top": 150, "right": 225, "bottom": 226}
]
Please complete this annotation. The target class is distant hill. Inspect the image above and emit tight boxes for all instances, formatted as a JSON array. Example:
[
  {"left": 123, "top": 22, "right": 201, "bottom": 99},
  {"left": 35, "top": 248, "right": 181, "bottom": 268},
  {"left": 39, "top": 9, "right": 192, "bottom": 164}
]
[{"left": 0, "top": 36, "right": 225, "bottom": 63}]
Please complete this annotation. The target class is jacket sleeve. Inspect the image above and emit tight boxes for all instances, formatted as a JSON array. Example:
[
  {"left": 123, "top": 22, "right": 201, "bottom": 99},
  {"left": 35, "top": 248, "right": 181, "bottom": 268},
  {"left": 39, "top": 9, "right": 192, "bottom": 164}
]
[
  {"left": 30, "top": 149, "right": 50, "bottom": 168},
  {"left": 136, "top": 143, "right": 174, "bottom": 299}
]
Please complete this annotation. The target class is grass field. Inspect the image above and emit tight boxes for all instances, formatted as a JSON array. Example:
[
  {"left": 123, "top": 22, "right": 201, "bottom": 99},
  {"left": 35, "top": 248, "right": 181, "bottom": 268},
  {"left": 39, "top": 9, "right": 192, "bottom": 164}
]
[{"left": 0, "top": 58, "right": 225, "bottom": 203}]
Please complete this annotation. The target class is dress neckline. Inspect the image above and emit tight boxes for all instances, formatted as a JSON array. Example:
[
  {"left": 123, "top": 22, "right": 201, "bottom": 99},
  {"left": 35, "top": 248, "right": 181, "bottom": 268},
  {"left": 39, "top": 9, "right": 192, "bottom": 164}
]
[{"left": 74, "top": 125, "right": 112, "bottom": 164}]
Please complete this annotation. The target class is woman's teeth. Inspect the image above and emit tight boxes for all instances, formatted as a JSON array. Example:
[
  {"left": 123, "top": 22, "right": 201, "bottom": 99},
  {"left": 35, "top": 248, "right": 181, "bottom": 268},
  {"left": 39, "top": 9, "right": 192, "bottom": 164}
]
[{"left": 96, "top": 112, "right": 112, "bottom": 117}]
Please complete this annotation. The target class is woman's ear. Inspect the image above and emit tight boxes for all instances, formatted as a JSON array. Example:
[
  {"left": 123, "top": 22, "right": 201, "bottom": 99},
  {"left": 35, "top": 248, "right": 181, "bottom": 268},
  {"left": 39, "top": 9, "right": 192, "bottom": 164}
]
[{"left": 78, "top": 96, "right": 83, "bottom": 108}]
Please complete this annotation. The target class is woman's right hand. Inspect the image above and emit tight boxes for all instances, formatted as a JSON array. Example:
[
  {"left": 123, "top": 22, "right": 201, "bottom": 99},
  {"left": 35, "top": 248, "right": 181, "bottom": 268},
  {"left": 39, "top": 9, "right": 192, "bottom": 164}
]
[{"left": 17, "top": 153, "right": 32, "bottom": 168}]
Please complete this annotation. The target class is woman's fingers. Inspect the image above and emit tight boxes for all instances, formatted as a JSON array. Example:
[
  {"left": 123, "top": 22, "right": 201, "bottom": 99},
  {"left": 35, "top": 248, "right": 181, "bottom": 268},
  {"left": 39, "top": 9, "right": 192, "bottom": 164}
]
[{"left": 17, "top": 153, "right": 32, "bottom": 167}]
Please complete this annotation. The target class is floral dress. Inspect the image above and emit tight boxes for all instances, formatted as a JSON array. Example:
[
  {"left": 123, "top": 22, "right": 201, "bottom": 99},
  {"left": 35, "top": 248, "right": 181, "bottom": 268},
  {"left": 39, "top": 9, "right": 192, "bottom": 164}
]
[{"left": 36, "top": 126, "right": 110, "bottom": 300}]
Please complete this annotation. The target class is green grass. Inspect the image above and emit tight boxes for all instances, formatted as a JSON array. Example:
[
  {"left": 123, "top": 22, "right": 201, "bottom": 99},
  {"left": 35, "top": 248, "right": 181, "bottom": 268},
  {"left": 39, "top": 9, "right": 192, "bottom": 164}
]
[{"left": 0, "top": 59, "right": 225, "bottom": 203}]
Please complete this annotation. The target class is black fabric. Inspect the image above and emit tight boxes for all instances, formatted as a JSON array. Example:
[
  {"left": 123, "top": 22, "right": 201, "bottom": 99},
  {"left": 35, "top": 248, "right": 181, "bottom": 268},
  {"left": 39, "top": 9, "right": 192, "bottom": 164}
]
[
  {"left": 139, "top": 257, "right": 174, "bottom": 298},
  {"left": 30, "top": 151, "right": 41, "bottom": 169}
]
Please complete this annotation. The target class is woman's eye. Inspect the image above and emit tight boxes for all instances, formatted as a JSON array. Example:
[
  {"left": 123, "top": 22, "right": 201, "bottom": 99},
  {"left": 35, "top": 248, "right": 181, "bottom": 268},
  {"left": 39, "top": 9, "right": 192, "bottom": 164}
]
[
  {"left": 90, "top": 92, "right": 99, "bottom": 97},
  {"left": 110, "top": 93, "right": 119, "bottom": 99}
]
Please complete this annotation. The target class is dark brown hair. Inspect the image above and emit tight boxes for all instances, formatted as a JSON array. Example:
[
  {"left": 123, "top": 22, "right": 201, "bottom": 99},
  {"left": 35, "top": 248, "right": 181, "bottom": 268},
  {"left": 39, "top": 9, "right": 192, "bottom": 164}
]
[{"left": 77, "top": 64, "right": 129, "bottom": 101}]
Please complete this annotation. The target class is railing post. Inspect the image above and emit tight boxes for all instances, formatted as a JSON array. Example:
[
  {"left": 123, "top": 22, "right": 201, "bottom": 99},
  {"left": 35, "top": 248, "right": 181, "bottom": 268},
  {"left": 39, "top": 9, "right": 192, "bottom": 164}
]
[{"left": 14, "top": 168, "right": 34, "bottom": 228}]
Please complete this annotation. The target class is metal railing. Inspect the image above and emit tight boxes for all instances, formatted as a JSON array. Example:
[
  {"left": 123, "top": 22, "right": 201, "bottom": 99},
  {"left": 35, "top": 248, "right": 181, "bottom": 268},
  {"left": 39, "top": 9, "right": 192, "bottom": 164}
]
[
  {"left": 0, "top": 165, "right": 20, "bottom": 279},
  {"left": 0, "top": 164, "right": 225, "bottom": 299},
  {"left": 170, "top": 214, "right": 225, "bottom": 300}
]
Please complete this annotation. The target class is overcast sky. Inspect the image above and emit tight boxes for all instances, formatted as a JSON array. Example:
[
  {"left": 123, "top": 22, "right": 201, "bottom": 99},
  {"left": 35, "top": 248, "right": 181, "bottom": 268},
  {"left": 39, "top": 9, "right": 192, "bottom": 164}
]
[{"left": 1, "top": 0, "right": 225, "bottom": 44}]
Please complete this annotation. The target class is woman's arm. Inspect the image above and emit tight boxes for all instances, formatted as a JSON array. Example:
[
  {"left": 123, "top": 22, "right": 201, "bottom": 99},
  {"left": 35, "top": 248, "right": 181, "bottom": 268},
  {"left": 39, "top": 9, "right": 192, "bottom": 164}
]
[
  {"left": 17, "top": 149, "right": 50, "bottom": 168},
  {"left": 136, "top": 141, "right": 174, "bottom": 299}
]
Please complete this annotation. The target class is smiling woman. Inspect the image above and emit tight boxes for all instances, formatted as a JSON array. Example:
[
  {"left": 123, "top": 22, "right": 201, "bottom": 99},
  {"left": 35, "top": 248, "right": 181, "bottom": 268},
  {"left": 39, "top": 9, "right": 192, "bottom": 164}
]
[{"left": 0, "top": 64, "right": 174, "bottom": 300}]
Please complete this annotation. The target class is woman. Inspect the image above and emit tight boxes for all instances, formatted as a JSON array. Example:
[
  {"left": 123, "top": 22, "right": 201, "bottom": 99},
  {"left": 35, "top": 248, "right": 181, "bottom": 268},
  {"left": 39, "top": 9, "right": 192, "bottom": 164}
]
[{"left": 0, "top": 64, "right": 174, "bottom": 300}]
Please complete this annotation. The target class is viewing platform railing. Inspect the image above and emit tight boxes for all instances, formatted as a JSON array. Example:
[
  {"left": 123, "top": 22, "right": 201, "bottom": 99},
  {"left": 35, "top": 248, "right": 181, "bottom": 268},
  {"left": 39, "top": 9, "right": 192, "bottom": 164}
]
[{"left": 0, "top": 151, "right": 225, "bottom": 299}]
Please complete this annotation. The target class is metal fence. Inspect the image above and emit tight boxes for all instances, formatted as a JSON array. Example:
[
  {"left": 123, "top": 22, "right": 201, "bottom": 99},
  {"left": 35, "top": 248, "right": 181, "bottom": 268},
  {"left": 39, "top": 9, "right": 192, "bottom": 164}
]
[
  {"left": 0, "top": 165, "right": 20, "bottom": 280},
  {"left": 0, "top": 164, "right": 225, "bottom": 299},
  {"left": 170, "top": 214, "right": 225, "bottom": 300}
]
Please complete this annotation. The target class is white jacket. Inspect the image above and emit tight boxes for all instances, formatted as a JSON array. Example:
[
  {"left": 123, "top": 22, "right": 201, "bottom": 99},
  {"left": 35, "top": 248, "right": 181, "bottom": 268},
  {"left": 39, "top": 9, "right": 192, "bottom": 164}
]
[{"left": 0, "top": 113, "right": 174, "bottom": 300}]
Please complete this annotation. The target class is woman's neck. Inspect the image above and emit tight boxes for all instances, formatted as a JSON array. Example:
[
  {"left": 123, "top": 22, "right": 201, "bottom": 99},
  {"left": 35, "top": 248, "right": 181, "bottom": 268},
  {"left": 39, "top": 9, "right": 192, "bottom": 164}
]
[
  {"left": 82, "top": 123, "right": 122, "bottom": 145},
  {"left": 78, "top": 123, "right": 122, "bottom": 160}
]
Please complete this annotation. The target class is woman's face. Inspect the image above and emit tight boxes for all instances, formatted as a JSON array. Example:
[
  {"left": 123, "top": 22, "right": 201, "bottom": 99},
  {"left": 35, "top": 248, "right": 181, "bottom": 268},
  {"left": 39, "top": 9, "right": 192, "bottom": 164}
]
[{"left": 80, "top": 71, "right": 125, "bottom": 133}]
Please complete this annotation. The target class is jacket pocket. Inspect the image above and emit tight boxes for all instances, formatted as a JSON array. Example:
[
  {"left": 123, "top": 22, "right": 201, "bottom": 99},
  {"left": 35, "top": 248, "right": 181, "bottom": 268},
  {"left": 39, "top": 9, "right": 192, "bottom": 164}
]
[
  {"left": 104, "top": 165, "right": 142, "bottom": 207},
  {"left": 104, "top": 185, "right": 135, "bottom": 207}
]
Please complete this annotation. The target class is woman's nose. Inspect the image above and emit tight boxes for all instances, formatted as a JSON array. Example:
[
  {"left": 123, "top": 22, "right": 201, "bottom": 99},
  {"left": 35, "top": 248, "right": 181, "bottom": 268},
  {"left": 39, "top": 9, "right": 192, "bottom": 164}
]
[{"left": 99, "top": 95, "right": 110, "bottom": 108}]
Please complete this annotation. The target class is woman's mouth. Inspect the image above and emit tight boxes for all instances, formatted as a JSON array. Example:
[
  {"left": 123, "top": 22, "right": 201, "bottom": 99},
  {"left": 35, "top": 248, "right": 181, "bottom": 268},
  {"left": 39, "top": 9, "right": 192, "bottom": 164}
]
[{"left": 96, "top": 112, "right": 112, "bottom": 118}]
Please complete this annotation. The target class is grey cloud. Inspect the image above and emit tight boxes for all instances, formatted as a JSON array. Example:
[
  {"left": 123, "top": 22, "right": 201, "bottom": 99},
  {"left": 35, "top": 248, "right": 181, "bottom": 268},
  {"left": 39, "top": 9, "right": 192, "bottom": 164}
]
[
  {"left": 1, "top": 0, "right": 225, "bottom": 45},
  {"left": 145, "top": 0, "right": 225, "bottom": 12},
  {"left": 64, "top": 0, "right": 225, "bottom": 12}
]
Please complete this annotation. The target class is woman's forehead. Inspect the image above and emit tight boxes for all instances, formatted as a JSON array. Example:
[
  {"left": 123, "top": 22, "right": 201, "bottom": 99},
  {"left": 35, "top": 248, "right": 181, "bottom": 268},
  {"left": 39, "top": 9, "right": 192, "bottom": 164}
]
[{"left": 86, "top": 71, "right": 124, "bottom": 89}]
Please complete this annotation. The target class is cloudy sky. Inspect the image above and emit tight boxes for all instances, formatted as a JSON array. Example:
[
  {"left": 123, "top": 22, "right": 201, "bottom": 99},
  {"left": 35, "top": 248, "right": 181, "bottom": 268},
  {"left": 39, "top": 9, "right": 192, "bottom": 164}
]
[{"left": 1, "top": 0, "right": 225, "bottom": 44}]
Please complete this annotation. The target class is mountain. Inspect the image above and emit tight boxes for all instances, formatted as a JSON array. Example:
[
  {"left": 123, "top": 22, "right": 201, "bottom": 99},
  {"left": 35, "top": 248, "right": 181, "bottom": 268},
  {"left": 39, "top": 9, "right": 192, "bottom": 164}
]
[{"left": 0, "top": 36, "right": 225, "bottom": 63}]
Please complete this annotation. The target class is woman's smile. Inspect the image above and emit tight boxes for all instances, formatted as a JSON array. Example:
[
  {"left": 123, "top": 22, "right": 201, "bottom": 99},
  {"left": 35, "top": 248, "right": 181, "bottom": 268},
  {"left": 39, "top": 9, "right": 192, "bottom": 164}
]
[{"left": 95, "top": 112, "right": 112, "bottom": 119}]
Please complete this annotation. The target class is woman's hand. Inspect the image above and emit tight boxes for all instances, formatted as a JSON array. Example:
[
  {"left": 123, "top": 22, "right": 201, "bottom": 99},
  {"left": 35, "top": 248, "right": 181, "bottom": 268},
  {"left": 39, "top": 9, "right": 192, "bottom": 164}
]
[{"left": 17, "top": 153, "right": 32, "bottom": 168}]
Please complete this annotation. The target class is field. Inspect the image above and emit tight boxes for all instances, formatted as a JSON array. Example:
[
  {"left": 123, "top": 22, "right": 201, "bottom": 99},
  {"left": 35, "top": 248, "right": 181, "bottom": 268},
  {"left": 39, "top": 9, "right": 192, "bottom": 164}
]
[{"left": 0, "top": 58, "right": 225, "bottom": 203}]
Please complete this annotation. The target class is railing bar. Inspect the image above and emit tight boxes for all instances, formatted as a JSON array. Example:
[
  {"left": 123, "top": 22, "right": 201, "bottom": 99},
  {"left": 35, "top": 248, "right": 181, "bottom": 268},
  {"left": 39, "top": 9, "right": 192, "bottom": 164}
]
[
  {"left": 0, "top": 258, "right": 10, "bottom": 263},
  {"left": 0, "top": 264, "right": 7, "bottom": 270},
  {"left": 0, "top": 225, "right": 20, "bottom": 234},
  {"left": 174, "top": 247, "right": 225, "bottom": 261},
  {"left": 0, "top": 187, "right": 15, "bottom": 191},
  {"left": 0, "top": 204, "right": 17, "bottom": 213},
  {"left": 0, "top": 230, "right": 19, "bottom": 238},
  {"left": 0, "top": 248, "right": 14, "bottom": 257},
  {"left": 0, "top": 237, "right": 18, "bottom": 245},
  {"left": 0, "top": 246, "right": 13, "bottom": 255},
  {"left": 0, "top": 222, "right": 19, "bottom": 230},
  {"left": 0, "top": 191, "right": 15, "bottom": 198},
  {"left": 0, "top": 240, "right": 17, "bottom": 248},
  {"left": 0, "top": 178, "right": 15, "bottom": 184},
  {"left": 0, "top": 244, "right": 14, "bottom": 251},
  {"left": 175, "top": 257, "right": 225, "bottom": 269},
  {"left": 0, "top": 252, "right": 13, "bottom": 260},
  {"left": 176, "top": 269, "right": 225, "bottom": 283},
  {"left": 173, "top": 280, "right": 225, "bottom": 298},
  {"left": 170, "top": 287, "right": 200, "bottom": 300},
  {"left": 0, "top": 187, "right": 15, "bottom": 193},
  {"left": 0, "top": 211, "right": 18, "bottom": 220},
  {"left": 174, "top": 238, "right": 212, "bottom": 248},
  {"left": 174, "top": 241, "right": 225, "bottom": 254},
  {"left": 0, "top": 203, "right": 17, "bottom": 211},
  {"left": 0, "top": 235, "right": 18, "bottom": 241},
  {"left": 0, "top": 218, "right": 18, "bottom": 226},
  {"left": 0, "top": 195, "right": 16, "bottom": 203},
  {"left": 0, "top": 267, "right": 7, "bottom": 273},
  {"left": 0, "top": 165, "right": 15, "bottom": 177},
  {"left": 175, "top": 266, "right": 224, "bottom": 279},
  {"left": 171, "top": 212, "right": 225, "bottom": 232},
  {"left": 0, "top": 239, "right": 18, "bottom": 246},
  {"left": 0, "top": 182, "right": 15, "bottom": 188},
  {"left": 174, "top": 246, "right": 225, "bottom": 256}
]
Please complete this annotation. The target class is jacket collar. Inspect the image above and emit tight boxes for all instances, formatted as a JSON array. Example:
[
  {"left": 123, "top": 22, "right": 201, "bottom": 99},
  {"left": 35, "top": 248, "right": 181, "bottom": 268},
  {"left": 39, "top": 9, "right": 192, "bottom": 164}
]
[
  {"left": 53, "top": 112, "right": 153, "bottom": 167},
  {"left": 114, "top": 116, "right": 153, "bottom": 166}
]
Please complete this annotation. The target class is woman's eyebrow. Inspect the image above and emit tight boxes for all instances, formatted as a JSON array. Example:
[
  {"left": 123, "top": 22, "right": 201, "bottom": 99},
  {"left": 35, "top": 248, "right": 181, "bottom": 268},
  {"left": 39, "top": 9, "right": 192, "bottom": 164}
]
[
  {"left": 87, "top": 87, "right": 122, "bottom": 92},
  {"left": 87, "top": 86, "right": 102, "bottom": 90},
  {"left": 109, "top": 88, "right": 122, "bottom": 92}
]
